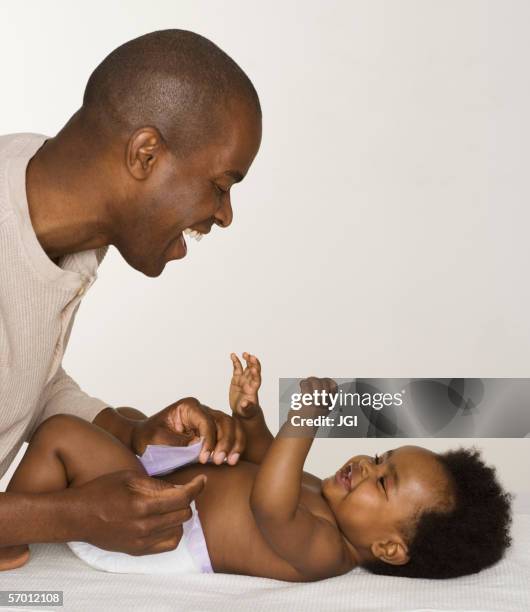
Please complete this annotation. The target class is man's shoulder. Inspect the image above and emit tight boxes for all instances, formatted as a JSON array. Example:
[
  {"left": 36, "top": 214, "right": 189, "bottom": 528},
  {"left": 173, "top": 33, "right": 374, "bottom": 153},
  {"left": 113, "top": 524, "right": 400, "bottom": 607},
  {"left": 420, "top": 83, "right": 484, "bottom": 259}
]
[
  {"left": 0, "top": 133, "right": 49, "bottom": 224},
  {"left": 0, "top": 133, "right": 48, "bottom": 160}
]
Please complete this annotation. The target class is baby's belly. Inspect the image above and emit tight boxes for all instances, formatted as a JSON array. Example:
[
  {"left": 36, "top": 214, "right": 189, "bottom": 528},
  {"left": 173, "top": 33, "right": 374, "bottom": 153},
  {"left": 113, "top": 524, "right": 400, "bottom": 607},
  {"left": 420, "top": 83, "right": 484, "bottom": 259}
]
[{"left": 161, "top": 461, "right": 312, "bottom": 580}]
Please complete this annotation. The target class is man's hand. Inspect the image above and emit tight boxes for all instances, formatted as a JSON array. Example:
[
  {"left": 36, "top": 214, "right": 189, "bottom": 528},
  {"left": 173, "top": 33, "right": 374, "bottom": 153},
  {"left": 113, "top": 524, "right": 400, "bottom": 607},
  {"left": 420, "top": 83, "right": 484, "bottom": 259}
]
[
  {"left": 71, "top": 470, "right": 207, "bottom": 555},
  {"left": 229, "top": 352, "right": 262, "bottom": 418},
  {"left": 131, "top": 398, "right": 246, "bottom": 466}
]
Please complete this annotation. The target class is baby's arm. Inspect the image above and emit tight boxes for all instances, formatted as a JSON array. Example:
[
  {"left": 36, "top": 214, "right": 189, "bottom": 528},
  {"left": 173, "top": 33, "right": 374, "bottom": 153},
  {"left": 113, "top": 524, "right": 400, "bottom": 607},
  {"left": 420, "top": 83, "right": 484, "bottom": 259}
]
[
  {"left": 249, "top": 378, "right": 354, "bottom": 581},
  {"left": 229, "top": 353, "right": 274, "bottom": 464}
]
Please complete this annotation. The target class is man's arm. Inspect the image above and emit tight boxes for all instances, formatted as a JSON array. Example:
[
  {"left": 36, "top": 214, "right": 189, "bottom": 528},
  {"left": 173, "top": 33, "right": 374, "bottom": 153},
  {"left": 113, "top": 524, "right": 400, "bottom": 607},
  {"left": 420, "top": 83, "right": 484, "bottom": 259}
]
[
  {"left": 35, "top": 367, "right": 145, "bottom": 450},
  {"left": 250, "top": 378, "right": 353, "bottom": 580},
  {"left": 40, "top": 366, "right": 247, "bottom": 463},
  {"left": 92, "top": 406, "right": 147, "bottom": 449},
  {"left": 32, "top": 366, "right": 111, "bottom": 437},
  {"left": 0, "top": 489, "right": 81, "bottom": 547},
  {"left": 0, "top": 471, "right": 206, "bottom": 552}
]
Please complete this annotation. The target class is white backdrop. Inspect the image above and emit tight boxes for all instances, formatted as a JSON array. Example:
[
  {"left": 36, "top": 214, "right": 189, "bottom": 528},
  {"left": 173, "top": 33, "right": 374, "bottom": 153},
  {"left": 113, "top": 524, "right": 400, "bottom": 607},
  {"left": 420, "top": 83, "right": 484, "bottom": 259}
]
[{"left": 1, "top": 1, "right": 529, "bottom": 500}]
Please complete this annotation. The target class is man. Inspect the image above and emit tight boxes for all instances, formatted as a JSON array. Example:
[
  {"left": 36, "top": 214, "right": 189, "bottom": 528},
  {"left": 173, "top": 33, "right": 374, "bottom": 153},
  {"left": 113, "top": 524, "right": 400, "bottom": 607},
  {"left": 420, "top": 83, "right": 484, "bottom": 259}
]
[{"left": 0, "top": 29, "right": 262, "bottom": 563}]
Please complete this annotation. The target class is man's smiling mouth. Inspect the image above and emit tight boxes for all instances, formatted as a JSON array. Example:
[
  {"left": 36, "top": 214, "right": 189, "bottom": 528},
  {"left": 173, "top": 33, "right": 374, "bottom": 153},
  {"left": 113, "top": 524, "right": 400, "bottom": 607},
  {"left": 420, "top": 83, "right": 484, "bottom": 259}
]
[
  {"left": 167, "top": 226, "right": 209, "bottom": 263},
  {"left": 183, "top": 227, "right": 205, "bottom": 242}
]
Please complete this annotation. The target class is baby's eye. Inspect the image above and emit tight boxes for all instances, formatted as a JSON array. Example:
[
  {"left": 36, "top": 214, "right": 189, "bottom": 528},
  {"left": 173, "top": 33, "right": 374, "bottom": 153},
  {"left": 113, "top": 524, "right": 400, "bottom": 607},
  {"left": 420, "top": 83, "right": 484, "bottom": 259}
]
[{"left": 374, "top": 454, "right": 387, "bottom": 494}]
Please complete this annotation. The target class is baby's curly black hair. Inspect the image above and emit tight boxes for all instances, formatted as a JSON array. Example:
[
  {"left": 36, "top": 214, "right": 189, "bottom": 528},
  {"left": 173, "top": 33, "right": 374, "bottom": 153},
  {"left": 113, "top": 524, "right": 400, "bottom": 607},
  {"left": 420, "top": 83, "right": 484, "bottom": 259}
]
[{"left": 362, "top": 447, "right": 513, "bottom": 579}]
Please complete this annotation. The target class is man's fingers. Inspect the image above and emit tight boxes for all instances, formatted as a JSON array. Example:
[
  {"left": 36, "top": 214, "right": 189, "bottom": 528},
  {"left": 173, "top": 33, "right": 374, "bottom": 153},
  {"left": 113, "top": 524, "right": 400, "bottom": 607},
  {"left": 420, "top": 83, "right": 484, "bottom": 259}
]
[
  {"left": 212, "top": 412, "right": 235, "bottom": 463},
  {"left": 142, "top": 507, "right": 193, "bottom": 536},
  {"left": 182, "top": 403, "right": 216, "bottom": 463},
  {"left": 227, "top": 418, "right": 246, "bottom": 465},
  {"left": 142, "top": 474, "right": 207, "bottom": 514},
  {"left": 140, "top": 524, "right": 184, "bottom": 555},
  {"left": 143, "top": 428, "right": 193, "bottom": 448},
  {"left": 179, "top": 473, "right": 207, "bottom": 502}
]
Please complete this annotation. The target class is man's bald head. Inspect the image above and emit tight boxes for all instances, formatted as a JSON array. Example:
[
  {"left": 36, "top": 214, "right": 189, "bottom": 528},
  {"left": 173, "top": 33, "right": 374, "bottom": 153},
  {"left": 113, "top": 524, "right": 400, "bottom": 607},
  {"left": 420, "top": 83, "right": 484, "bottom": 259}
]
[
  {"left": 81, "top": 29, "right": 261, "bottom": 155},
  {"left": 37, "top": 30, "right": 262, "bottom": 277}
]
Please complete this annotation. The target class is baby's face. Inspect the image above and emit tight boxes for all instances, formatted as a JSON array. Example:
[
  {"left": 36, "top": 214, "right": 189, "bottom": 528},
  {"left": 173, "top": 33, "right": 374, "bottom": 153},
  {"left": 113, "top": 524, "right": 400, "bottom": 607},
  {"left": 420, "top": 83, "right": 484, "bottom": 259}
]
[{"left": 321, "top": 445, "right": 452, "bottom": 563}]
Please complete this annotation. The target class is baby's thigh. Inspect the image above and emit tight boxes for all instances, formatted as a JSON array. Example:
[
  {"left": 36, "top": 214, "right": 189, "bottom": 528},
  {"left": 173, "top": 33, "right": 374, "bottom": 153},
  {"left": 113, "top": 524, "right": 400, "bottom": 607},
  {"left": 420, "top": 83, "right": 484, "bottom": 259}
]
[{"left": 33, "top": 414, "right": 146, "bottom": 486}]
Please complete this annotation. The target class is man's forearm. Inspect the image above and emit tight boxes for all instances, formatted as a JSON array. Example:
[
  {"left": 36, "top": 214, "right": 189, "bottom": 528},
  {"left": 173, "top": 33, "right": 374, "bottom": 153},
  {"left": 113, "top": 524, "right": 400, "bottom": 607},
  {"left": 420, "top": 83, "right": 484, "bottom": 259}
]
[
  {"left": 0, "top": 489, "right": 83, "bottom": 547},
  {"left": 92, "top": 406, "right": 147, "bottom": 449}
]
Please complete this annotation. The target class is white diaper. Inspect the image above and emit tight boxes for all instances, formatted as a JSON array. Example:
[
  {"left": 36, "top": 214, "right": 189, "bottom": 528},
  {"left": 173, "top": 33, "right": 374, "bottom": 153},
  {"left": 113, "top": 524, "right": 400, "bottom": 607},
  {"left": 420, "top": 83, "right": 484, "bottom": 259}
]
[
  {"left": 67, "top": 501, "right": 212, "bottom": 574},
  {"left": 67, "top": 441, "right": 213, "bottom": 574}
]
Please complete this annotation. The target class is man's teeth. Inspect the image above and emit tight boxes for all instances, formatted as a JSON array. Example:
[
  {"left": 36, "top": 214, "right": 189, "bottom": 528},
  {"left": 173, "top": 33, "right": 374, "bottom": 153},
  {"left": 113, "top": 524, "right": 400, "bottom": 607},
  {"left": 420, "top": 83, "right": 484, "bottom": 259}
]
[{"left": 183, "top": 228, "right": 204, "bottom": 242}]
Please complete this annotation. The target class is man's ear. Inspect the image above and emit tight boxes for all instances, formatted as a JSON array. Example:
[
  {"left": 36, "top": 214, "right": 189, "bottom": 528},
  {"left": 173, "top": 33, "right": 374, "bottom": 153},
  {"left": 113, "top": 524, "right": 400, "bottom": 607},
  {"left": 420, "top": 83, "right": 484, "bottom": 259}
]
[
  {"left": 126, "top": 127, "right": 166, "bottom": 179},
  {"left": 370, "top": 537, "right": 410, "bottom": 566}
]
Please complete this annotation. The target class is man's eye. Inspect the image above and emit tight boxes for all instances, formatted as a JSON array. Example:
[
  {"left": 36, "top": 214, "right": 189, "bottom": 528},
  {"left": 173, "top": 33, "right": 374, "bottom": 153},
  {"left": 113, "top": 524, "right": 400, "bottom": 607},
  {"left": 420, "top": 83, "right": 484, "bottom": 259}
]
[
  {"left": 379, "top": 477, "right": 386, "bottom": 493},
  {"left": 214, "top": 183, "right": 227, "bottom": 195}
]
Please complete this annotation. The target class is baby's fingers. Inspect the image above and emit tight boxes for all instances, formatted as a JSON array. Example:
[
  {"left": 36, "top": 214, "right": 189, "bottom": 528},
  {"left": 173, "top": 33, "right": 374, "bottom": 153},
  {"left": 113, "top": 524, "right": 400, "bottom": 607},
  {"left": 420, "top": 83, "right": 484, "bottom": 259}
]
[
  {"left": 243, "top": 352, "right": 260, "bottom": 373},
  {"left": 248, "top": 364, "right": 261, "bottom": 382},
  {"left": 250, "top": 354, "right": 262, "bottom": 372},
  {"left": 230, "top": 352, "right": 243, "bottom": 375}
]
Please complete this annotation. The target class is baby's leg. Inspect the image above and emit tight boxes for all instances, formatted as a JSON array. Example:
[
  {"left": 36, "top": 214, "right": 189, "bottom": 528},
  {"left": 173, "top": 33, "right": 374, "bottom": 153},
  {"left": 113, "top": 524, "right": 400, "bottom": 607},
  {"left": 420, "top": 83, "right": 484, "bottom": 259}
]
[
  {"left": 8, "top": 414, "right": 146, "bottom": 492},
  {"left": 2, "top": 414, "right": 146, "bottom": 570}
]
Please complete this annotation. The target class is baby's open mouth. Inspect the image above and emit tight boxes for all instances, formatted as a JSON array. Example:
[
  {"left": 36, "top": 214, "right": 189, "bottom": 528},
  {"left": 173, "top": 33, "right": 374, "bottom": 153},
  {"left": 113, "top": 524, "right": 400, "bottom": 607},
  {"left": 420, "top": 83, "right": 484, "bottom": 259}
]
[{"left": 335, "top": 463, "right": 353, "bottom": 491}]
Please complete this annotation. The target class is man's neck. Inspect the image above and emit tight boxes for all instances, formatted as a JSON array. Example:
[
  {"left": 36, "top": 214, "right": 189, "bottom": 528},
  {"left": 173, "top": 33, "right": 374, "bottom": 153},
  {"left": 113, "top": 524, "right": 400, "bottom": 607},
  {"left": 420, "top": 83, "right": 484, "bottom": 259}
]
[{"left": 25, "top": 120, "right": 114, "bottom": 259}]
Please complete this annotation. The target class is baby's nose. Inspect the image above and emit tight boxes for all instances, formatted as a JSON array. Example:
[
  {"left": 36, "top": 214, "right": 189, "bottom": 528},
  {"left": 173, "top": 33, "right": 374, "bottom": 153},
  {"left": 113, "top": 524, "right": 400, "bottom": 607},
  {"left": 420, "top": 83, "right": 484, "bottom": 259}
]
[{"left": 358, "top": 457, "right": 375, "bottom": 478}]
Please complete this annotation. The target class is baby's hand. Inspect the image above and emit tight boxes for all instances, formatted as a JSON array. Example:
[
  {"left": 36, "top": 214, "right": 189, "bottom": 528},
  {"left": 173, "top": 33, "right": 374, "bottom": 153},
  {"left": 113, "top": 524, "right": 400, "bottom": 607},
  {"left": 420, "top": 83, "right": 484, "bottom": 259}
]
[{"left": 229, "top": 352, "right": 262, "bottom": 419}]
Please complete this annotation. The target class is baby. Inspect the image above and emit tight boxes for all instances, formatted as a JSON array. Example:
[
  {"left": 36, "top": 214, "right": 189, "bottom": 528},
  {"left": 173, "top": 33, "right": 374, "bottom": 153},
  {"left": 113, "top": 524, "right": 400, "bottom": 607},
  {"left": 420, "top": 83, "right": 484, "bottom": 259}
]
[{"left": 2, "top": 354, "right": 512, "bottom": 581}]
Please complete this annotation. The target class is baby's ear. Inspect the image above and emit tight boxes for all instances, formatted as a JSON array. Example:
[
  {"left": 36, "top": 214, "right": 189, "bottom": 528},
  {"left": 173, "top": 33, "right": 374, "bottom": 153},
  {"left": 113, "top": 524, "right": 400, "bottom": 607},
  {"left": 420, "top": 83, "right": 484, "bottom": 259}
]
[{"left": 371, "top": 538, "right": 409, "bottom": 566}]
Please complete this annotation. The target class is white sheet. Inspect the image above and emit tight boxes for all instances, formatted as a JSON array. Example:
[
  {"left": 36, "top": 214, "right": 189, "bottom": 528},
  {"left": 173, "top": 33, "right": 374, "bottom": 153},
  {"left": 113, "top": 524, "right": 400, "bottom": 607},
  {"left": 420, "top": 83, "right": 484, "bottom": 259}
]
[{"left": 0, "top": 512, "right": 528, "bottom": 612}]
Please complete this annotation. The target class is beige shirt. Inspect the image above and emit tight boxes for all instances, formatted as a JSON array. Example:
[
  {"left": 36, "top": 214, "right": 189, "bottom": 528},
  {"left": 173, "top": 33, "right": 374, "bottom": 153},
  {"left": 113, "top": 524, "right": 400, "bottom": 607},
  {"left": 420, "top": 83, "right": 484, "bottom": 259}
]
[{"left": 0, "top": 132, "right": 110, "bottom": 478}]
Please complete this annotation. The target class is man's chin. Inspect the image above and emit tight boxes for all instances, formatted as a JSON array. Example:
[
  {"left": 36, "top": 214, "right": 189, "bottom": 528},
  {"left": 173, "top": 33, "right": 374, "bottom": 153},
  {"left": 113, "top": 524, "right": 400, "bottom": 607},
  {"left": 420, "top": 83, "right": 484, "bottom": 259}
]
[
  {"left": 141, "top": 265, "right": 165, "bottom": 278},
  {"left": 119, "top": 250, "right": 166, "bottom": 278}
]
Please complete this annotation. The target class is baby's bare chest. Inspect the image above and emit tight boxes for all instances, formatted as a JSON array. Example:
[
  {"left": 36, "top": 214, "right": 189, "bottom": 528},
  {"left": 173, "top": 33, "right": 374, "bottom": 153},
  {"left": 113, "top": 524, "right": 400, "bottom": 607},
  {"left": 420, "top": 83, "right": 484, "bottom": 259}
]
[{"left": 162, "top": 461, "right": 335, "bottom": 579}]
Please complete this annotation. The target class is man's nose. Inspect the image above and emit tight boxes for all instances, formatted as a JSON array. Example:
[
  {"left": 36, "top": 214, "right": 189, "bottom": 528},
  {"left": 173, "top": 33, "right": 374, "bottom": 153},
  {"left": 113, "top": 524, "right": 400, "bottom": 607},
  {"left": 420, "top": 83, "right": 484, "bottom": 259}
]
[{"left": 214, "top": 195, "right": 233, "bottom": 228}]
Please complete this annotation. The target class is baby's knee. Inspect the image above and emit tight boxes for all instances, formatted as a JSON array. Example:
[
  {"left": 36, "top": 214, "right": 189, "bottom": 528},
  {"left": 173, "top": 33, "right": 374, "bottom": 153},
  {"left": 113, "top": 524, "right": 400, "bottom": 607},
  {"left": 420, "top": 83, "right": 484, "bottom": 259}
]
[{"left": 30, "top": 414, "right": 89, "bottom": 446}]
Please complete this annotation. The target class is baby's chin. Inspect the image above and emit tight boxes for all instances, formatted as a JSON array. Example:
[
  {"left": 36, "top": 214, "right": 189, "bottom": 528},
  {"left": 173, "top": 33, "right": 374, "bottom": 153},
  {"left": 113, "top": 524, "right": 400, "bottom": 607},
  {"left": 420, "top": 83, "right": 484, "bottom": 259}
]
[{"left": 320, "top": 476, "right": 341, "bottom": 506}]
